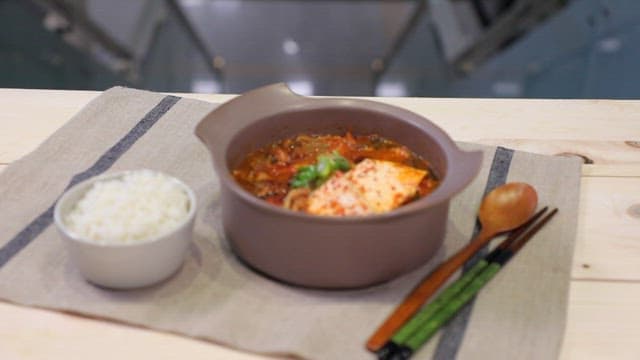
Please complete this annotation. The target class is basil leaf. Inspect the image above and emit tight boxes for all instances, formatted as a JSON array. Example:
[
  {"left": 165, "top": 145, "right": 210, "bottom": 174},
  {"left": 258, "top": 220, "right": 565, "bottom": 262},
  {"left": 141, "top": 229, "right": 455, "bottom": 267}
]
[
  {"left": 290, "top": 152, "right": 351, "bottom": 189},
  {"left": 291, "top": 165, "right": 317, "bottom": 188}
]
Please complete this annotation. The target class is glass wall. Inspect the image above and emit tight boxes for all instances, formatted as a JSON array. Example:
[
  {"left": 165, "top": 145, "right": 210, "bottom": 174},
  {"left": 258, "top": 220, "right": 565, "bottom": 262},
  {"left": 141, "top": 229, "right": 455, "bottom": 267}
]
[{"left": 1, "top": 0, "right": 639, "bottom": 98}]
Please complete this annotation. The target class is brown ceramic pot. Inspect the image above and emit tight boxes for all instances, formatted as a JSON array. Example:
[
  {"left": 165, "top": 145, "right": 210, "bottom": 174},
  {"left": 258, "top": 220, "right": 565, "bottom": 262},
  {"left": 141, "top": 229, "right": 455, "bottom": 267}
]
[{"left": 195, "top": 83, "right": 482, "bottom": 289}]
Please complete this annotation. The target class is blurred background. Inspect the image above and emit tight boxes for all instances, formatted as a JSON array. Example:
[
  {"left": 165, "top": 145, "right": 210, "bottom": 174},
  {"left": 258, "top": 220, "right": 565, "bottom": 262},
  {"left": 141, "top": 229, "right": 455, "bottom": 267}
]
[{"left": 1, "top": 0, "right": 639, "bottom": 98}]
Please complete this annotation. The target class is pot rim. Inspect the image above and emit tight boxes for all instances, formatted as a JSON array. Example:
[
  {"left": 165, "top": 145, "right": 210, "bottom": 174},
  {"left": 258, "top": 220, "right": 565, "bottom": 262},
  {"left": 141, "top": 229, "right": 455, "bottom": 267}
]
[{"left": 197, "top": 83, "right": 482, "bottom": 223}]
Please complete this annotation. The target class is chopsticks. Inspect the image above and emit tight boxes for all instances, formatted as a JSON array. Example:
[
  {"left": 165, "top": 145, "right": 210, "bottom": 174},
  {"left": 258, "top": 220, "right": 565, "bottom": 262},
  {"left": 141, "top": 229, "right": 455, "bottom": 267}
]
[{"left": 375, "top": 207, "right": 558, "bottom": 360}]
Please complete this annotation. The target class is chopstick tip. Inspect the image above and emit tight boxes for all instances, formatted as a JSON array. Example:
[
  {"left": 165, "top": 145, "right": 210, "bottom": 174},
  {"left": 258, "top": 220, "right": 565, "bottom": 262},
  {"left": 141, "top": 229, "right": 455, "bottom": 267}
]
[
  {"left": 375, "top": 341, "right": 399, "bottom": 359},
  {"left": 375, "top": 342, "right": 413, "bottom": 360}
]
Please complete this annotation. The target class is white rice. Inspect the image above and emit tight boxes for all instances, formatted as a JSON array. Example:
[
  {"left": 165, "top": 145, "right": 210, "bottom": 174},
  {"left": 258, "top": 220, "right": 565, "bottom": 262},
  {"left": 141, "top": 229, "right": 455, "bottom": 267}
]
[{"left": 64, "top": 170, "right": 190, "bottom": 244}]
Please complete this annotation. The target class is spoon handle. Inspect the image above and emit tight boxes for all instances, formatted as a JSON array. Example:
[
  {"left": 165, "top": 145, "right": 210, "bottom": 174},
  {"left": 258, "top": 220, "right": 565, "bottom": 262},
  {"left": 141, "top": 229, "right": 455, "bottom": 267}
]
[{"left": 366, "top": 228, "right": 495, "bottom": 352}]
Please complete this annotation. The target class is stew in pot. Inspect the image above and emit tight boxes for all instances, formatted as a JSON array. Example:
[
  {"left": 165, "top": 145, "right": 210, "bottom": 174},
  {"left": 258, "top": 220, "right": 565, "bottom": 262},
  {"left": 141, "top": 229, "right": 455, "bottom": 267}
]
[{"left": 232, "top": 133, "right": 440, "bottom": 216}]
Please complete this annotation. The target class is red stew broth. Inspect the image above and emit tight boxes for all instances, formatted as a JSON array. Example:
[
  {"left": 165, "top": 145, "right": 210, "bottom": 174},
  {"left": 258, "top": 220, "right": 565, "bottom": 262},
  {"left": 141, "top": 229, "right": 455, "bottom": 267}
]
[{"left": 232, "top": 133, "right": 440, "bottom": 206}]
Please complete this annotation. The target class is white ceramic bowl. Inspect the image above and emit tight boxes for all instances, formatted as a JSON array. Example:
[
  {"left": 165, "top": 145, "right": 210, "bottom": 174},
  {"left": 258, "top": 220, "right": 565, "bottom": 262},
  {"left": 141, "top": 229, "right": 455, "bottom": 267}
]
[{"left": 54, "top": 170, "right": 197, "bottom": 289}]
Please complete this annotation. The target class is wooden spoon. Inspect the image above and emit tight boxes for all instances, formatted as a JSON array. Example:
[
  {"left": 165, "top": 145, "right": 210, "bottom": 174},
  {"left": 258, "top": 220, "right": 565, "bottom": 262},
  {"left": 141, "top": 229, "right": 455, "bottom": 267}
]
[{"left": 367, "top": 182, "right": 538, "bottom": 352}]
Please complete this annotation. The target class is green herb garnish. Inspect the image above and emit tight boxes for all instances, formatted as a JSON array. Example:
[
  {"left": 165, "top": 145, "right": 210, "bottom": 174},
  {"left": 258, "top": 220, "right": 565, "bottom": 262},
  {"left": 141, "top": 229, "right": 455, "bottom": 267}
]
[
  {"left": 291, "top": 151, "right": 351, "bottom": 189},
  {"left": 290, "top": 165, "right": 318, "bottom": 188}
]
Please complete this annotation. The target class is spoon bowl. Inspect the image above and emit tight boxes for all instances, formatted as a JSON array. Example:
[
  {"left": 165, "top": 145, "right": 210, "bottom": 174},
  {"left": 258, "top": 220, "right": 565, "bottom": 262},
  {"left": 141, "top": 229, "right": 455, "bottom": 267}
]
[{"left": 478, "top": 182, "right": 538, "bottom": 234}]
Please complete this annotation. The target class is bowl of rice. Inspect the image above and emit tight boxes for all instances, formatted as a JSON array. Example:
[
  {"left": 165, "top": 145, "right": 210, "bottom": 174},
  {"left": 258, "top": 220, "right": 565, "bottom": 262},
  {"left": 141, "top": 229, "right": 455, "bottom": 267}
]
[{"left": 54, "top": 169, "right": 197, "bottom": 289}]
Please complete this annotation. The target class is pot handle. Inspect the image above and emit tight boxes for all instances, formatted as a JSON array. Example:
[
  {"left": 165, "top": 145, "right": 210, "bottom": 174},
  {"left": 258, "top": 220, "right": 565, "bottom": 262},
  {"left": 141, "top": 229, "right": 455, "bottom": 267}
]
[
  {"left": 195, "top": 83, "right": 304, "bottom": 149},
  {"left": 430, "top": 148, "right": 483, "bottom": 204}
]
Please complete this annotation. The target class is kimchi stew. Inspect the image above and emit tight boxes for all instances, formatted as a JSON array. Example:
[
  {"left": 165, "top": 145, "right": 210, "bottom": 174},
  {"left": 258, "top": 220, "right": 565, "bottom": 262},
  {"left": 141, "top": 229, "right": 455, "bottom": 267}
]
[{"left": 232, "top": 133, "right": 440, "bottom": 216}]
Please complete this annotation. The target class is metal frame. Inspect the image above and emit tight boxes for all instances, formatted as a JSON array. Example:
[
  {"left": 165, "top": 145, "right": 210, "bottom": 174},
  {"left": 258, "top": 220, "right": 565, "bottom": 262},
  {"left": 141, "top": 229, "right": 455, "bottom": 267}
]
[
  {"left": 165, "top": 0, "right": 225, "bottom": 85},
  {"left": 31, "top": 0, "right": 133, "bottom": 61},
  {"left": 28, "top": 0, "right": 224, "bottom": 87},
  {"left": 371, "top": 0, "right": 428, "bottom": 92},
  {"left": 453, "top": 0, "right": 566, "bottom": 74}
]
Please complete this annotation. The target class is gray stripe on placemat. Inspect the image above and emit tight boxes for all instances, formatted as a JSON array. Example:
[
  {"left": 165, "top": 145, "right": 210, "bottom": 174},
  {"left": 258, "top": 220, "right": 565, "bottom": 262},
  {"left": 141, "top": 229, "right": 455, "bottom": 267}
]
[
  {"left": 0, "top": 95, "right": 180, "bottom": 268},
  {"left": 433, "top": 146, "right": 514, "bottom": 360}
]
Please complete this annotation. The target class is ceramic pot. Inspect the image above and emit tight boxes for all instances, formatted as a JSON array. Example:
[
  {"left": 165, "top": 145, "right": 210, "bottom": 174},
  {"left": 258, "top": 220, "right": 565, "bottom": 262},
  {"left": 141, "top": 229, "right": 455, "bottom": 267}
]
[{"left": 196, "top": 83, "right": 482, "bottom": 288}]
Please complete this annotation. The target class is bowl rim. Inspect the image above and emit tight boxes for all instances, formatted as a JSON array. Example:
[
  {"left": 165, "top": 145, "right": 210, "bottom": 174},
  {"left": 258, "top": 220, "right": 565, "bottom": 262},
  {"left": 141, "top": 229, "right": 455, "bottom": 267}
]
[
  {"left": 53, "top": 169, "right": 197, "bottom": 247},
  {"left": 208, "top": 95, "right": 480, "bottom": 223}
]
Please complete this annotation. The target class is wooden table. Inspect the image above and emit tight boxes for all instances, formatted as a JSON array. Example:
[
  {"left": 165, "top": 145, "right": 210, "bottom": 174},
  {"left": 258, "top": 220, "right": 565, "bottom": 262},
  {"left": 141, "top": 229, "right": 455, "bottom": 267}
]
[{"left": 1, "top": 89, "right": 639, "bottom": 359}]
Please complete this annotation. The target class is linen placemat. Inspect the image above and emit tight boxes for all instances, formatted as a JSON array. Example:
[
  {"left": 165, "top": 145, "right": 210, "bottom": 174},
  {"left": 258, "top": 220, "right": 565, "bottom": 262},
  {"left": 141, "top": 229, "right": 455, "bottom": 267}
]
[{"left": 0, "top": 87, "right": 581, "bottom": 360}]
